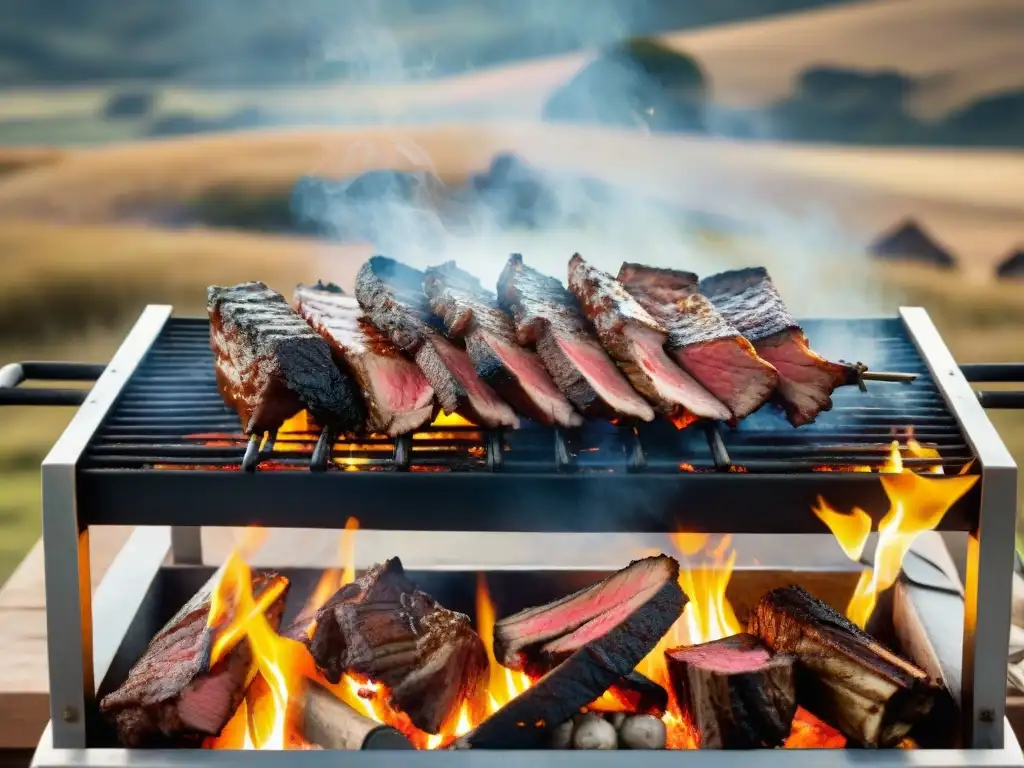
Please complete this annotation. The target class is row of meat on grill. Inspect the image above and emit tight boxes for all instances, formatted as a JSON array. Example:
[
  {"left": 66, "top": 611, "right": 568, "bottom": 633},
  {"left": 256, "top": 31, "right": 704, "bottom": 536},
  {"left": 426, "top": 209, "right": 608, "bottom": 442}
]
[{"left": 208, "top": 254, "right": 861, "bottom": 439}]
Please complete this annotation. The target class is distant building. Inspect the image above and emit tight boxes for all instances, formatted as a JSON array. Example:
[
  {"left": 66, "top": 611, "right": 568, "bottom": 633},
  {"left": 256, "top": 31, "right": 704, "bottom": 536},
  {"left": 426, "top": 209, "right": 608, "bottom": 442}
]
[
  {"left": 867, "top": 219, "right": 957, "bottom": 269},
  {"left": 995, "top": 248, "right": 1024, "bottom": 279}
]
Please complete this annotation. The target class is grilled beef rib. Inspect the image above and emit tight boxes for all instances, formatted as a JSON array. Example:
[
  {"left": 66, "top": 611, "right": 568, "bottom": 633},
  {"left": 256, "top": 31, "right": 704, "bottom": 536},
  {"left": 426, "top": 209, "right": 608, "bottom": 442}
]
[
  {"left": 617, "top": 262, "right": 779, "bottom": 421},
  {"left": 567, "top": 254, "right": 730, "bottom": 425},
  {"left": 208, "top": 281, "right": 365, "bottom": 435},
  {"left": 423, "top": 261, "right": 583, "bottom": 427},
  {"left": 99, "top": 570, "right": 289, "bottom": 747},
  {"left": 496, "top": 253, "right": 654, "bottom": 422},
  {"left": 355, "top": 256, "right": 519, "bottom": 428},
  {"left": 699, "top": 268, "right": 857, "bottom": 426},
  {"left": 294, "top": 281, "right": 435, "bottom": 436},
  {"left": 308, "top": 558, "right": 489, "bottom": 735}
]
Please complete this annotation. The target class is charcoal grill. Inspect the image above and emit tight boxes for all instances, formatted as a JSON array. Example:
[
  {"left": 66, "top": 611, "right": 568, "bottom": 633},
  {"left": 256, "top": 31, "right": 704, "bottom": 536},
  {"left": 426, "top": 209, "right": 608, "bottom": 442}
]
[{"left": 2, "top": 304, "right": 1022, "bottom": 766}]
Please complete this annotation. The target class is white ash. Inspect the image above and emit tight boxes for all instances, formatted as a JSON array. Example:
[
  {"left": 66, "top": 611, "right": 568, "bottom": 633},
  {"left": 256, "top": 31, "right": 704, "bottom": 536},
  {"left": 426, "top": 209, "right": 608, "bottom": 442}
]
[{"left": 546, "top": 711, "right": 667, "bottom": 749}]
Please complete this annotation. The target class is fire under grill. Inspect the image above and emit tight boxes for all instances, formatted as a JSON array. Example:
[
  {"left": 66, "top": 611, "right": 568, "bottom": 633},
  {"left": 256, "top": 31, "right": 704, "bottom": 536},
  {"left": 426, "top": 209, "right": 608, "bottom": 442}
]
[{"left": 1, "top": 303, "right": 1021, "bottom": 767}]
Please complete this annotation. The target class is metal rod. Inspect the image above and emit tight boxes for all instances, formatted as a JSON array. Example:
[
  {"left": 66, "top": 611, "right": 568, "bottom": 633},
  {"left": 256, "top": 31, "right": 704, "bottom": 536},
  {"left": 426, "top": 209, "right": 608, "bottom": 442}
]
[
  {"left": 976, "top": 390, "right": 1024, "bottom": 409},
  {"left": 310, "top": 427, "right": 333, "bottom": 472},
  {"left": 553, "top": 428, "right": 573, "bottom": 471},
  {"left": 169, "top": 526, "right": 203, "bottom": 565},
  {"left": 859, "top": 370, "right": 920, "bottom": 383},
  {"left": 960, "top": 363, "right": 1024, "bottom": 383},
  {"left": 241, "top": 434, "right": 262, "bottom": 473},
  {"left": 486, "top": 429, "right": 504, "bottom": 471},
  {"left": 393, "top": 434, "right": 412, "bottom": 470},
  {"left": 703, "top": 423, "right": 731, "bottom": 470}
]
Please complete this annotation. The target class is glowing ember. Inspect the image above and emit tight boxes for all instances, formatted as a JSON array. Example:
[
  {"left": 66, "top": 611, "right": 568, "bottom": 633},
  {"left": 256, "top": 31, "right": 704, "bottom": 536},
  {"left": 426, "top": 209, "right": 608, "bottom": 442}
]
[
  {"left": 784, "top": 707, "right": 847, "bottom": 748},
  {"left": 814, "top": 439, "right": 979, "bottom": 627}
]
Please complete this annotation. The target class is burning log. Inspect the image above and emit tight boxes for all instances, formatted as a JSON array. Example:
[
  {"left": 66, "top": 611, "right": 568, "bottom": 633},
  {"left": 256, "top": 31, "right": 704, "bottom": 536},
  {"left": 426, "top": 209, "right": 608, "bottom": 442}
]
[
  {"left": 301, "top": 680, "right": 414, "bottom": 750},
  {"left": 308, "top": 557, "right": 488, "bottom": 735},
  {"left": 455, "top": 556, "right": 685, "bottom": 749},
  {"left": 100, "top": 570, "right": 289, "bottom": 746},
  {"left": 665, "top": 633, "right": 798, "bottom": 749},
  {"left": 748, "top": 585, "right": 939, "bottom": 747}
]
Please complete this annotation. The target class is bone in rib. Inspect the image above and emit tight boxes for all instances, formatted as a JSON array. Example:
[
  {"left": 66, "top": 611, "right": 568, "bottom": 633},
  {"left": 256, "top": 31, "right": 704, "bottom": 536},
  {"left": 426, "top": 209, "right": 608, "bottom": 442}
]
[
  {"left": 496, "top": 253, "right": 655, "bottom": 422},
  {"left": 423, "top": 261, "right": 583, "bottom": 428},
  {"left": 307, "top": 557, "right": 489, "bottom": 736},
  {"left": 568, "top": 254, "right": 731, "bottom": 425},
  {"left": 456, "top": 555, "right": 685, "bottom": 748},
  {"left": 748, "top": 585, "right": 939, "bottom": 747},
  {"left": 99, "top": 570, "right": 289, "bottom": 747},
  {"left": 699, "top": 268, "right": 858, "bottom": 426},
  {"left": 616, "top": 262, "right": 779, "bottom": 421},
  {"left": 355, "top": 256, "right": 519, "bottom": 428},
  {"left": 294, "top": 281, "right": 436, "bottom": 436},
  {"left": 208, "top": 281, "right": 365, "bottom": 434},
  {"left": 665, "top": 632, "right": 798, "bottom": 748}
]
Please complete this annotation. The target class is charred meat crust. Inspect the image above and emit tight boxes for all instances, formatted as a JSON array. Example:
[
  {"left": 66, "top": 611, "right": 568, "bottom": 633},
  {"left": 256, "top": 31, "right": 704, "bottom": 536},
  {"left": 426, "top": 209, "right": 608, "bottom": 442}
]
[
  {"left": 99, "top": 571, "right": 289, "bottom": 747},
  {"left": 497, "top": 253, "right": 655, "bottom": 422},
  {"left": 356, "top": 256, "right": 519, "bottom": 428},
  {"left": 308, "top": 557, "right": 488, "bottom": 735},
  {"left": 207, "top": 281, "right": 365, "bottom": 435},
  {"left": 698, "top": 267, "right": 799, "bottom": 343},
  {"left": 617, "top": 262, "right": 779, "bottom": 420},
  {"left": 424, "top": 261, "right": 582, "bottom": 427},
  {"left": 568, "top": 254, "right": 730, "bottom": 422},
  {"left": 748, "top": 585, "right": 938, "bottom": 747},
  {"left": 294, "top": 281, "right": 436, "bottom": 436}
]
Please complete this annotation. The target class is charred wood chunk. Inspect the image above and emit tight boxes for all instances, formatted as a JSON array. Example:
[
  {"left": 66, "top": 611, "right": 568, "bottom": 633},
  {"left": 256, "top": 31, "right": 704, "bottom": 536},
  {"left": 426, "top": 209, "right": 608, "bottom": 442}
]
[
  {"left": 616, "top": 262, "right": 779, "bottom": 421},
  {"left": 567, "top": 253, "right": 730, "bottom": 424},
  {"left": 699, "top": 268, "right": 855, "bottom": 426},
  {"left": 294, "top": 281, "right": 436, "bottom": 436},
  {"left": 355, "top": 256, "right": 519, "bottom": 428},
  {"left": 423, "top": 261, "right": 582, "bottom": 428},
  {"left": 748, "top": 585, "right": 939, "bottom": 747},
  {"left": 99, "top": 571, "right": 289, "bottom": 747},
  {"left": 456, "top": 556, "right": 685, "bottom": 749},
  {"left": 665, "top": 633, "right": 797, "bottom": 749},
  {"left": 308, "top": 557, "right": 488, "bottom": 735},
  {"left": 496, "top": 253, "right": 655, "bottom": 422},
  {"left": 207, "top": 281, "right": 365, "bottom": 434},
  {"left": 301, "top": 680, "right": 414, "bottom": 750}
]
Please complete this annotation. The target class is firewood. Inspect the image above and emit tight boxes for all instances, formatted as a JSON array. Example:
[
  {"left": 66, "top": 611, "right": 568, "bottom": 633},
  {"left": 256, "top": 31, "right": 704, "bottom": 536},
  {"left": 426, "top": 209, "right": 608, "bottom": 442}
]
[
  {"left": 665, "top": 633, "right": 797, "bottom": 749},
  {"left": 749, "top": 585, "right": 939, "bottom": 747},
  {"left": 301, "top": 680, "right": 413, "bottom": 750},
  {"left": 455, "top": 556, "right": 685, "bottom": 749}
]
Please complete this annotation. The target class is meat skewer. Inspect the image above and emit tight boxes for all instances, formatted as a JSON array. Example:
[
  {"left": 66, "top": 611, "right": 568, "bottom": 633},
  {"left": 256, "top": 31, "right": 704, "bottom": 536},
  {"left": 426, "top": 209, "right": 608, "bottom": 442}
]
[
  {"left": 616, "top": 262, "right": 779, "bottom": 421},
  {"left": 748, "top": 585, "right": 939, "bottom": 747},
  {"left": 294, "top": 281, "right": 436, "bottom": 437},
  {"left": 308, "top": 557, "right": 489, "bottom": 736},
  {"left": 665, "top": 633, "right": 798, "bottom": 749},
  {"left": 355, "top": 256, "right": 519, "bottom": 429},
  {"left": 208, "top": 282, "right": 365, "bottom": 435},
  {"left": 100, "top": 570, "right": 289, "bottom": 746},
  {"left": 699, "top": 268, "right": 861, "bottom": 426},
  {"left": 567, "top": 254, "right": 731, "bottom": 426},
  {"left": 423, "top": 261, "right": 583, "bottom": 428},
  {"left": 497, "top": 254, "right": 655, "bottom": 422}
]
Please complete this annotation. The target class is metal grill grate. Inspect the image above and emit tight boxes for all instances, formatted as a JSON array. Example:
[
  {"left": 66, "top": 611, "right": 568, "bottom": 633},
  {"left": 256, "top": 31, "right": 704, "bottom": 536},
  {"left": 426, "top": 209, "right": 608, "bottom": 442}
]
[{"left": 81, "top": 317, "right": 972, "bottom": 475}]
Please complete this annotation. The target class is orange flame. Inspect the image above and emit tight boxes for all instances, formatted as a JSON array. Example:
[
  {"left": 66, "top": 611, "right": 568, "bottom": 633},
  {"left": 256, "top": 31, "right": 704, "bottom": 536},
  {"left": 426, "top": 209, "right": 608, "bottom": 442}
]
[{"left": 815, "top": 440, "right": 978, "bottom": 627}]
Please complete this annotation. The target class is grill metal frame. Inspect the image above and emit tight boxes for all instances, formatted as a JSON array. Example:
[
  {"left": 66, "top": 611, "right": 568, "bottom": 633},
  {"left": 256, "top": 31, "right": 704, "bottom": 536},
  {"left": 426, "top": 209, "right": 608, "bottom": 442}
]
[{"left": 32, "top": 304, "right": 1020, "bottom": 759}]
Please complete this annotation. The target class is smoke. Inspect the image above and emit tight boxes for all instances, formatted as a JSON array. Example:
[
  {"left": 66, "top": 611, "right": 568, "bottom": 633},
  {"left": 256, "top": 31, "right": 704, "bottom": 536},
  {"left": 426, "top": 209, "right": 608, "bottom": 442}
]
[{"left": 289, "top": 1, "right": 890, "bottom": 317}]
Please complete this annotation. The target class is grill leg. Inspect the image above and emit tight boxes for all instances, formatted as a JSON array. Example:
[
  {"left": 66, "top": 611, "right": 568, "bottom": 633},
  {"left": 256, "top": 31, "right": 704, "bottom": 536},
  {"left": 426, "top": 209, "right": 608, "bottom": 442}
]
[
  {"left": 170, "top": 526, "right": 203, "bottom": 565},
  {"left": 41, "top": 465, "right": 91, "bottom": 749}
]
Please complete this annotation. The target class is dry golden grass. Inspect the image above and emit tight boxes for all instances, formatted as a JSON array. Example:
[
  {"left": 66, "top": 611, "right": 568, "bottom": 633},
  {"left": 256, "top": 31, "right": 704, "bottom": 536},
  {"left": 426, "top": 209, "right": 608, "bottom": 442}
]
[{"left": 0, "top": 147, "right": 66, "bottom": 178}]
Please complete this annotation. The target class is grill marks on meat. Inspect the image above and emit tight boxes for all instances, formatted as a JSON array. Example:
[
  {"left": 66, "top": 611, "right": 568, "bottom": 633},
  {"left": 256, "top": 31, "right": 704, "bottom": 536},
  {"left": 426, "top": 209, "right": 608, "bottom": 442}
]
[
  {"left": 494, "top": 555, "right": 685, "bottom": 673},
  {"left": 308, "top": 557, "right": 488, "bottom": 735},
  {"left": 617, "top": 263, "right": 779, "bottom": 421},
  {"left": 458, "top": 555, "right": 685, "bottom": 749},
  {"left": 568, "top": 254, "right": 730, "bottom": 424},
  {"left": 665, "top": 633, "right": 797, "bottom": 749},
  {"left": 423, "top": 262, "right": 583, "bottom": 428},
  {"left": 208, "top": 282, "right": 365, "bottom": 434},
  {"left": 99, "top": 571, "right": 289, "bottom": 747},
  {"left": 497, "top": 254, "right": 655, "bottom": 422},
  {"left": 699, "top": 268, "right": 855, "bottom": 426},
  {"left": 355, "top": 256, "right": 519, "bottom": 429},
  {"left": 748, "top": 585, "right": 938, "bottom": 747},
  {"left": 294, "top": 281, "right": 435, "bottom": 436}
]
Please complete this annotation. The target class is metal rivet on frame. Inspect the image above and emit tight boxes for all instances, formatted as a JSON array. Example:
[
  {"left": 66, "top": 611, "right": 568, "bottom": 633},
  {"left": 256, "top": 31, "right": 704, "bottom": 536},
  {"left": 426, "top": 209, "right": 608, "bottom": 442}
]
[
  {"left": 61, "top": 706, "right": 79, "bottom": 723},
  {"left": 980, "top": 709, "right": 995, "bottom": 723}
]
